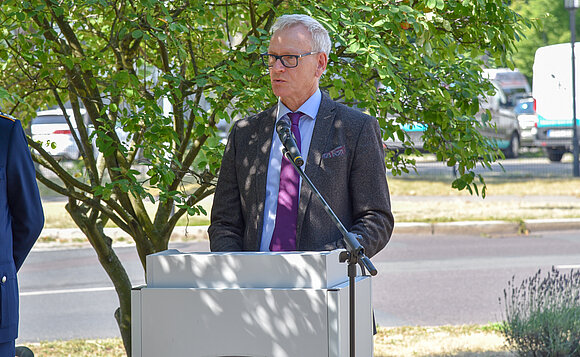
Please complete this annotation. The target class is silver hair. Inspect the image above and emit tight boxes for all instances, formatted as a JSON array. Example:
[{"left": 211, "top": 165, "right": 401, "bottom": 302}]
[{"left": 271, "top": 14, "right": 331, "bottom": 56}]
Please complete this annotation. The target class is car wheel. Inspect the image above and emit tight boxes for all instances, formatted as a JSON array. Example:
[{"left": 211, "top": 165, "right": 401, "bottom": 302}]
[
  {"left": 504, "top": 132, "right": 520, "bottom": 159},
  {"left": 546, "top": 148, "right": 565, "bottom": 162}
]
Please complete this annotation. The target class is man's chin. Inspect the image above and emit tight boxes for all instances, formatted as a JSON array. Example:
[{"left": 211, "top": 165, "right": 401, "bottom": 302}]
[{"left": 271, "top": 86, "right": 287, "bottom": 99}]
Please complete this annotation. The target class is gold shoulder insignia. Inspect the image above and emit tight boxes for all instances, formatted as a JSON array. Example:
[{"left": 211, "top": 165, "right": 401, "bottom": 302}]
[{"left": 0, "top": 111, "right": 16, "bottom": 122}]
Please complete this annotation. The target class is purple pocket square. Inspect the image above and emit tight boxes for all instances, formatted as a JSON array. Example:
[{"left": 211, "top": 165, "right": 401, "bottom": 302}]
[{"left": 322, "top": 145, "right": 346, "bottom": 159}]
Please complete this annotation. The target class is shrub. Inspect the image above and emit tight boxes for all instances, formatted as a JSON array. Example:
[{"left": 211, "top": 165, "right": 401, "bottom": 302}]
[{"left": 499, "top": 267, "right": 580, "bottom": 356}]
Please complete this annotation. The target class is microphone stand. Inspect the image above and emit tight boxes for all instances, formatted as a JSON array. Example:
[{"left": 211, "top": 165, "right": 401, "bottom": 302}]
[{"left": 284, "top": 148, "right": 378, "bottom": 357}]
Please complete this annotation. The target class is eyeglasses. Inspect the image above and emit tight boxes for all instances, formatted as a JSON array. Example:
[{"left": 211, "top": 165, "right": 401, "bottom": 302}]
[{"left": 261, "top": 52, "right": 318, "bottom": 68}]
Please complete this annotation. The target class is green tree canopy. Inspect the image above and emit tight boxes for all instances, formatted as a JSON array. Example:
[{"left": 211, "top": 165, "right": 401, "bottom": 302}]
[
  {"left": 0, "top": 0, "right": 528, "bottom": 355},
  {"left": 510, "top": 0, "right": 573, "bottom": 80}
]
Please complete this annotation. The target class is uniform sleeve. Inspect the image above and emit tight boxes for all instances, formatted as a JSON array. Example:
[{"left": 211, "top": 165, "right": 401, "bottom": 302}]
[{"left": 6, "top": 120, "right": 44, "bottom": 271}]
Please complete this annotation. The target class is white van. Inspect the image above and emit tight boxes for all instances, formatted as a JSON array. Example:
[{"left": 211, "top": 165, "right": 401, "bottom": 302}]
[{"left": 533, "top": 43, "right": 580, "bottom": 162}]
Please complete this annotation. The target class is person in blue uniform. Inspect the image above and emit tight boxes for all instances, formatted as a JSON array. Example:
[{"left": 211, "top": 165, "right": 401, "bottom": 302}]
[{"left": 0, "top": 111, "right": 44, "bottom": 356}]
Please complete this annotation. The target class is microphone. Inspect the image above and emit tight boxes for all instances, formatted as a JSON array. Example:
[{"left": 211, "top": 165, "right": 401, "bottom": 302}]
[{"left": 276, "top": 117, "right": 304, "bottom": 167}]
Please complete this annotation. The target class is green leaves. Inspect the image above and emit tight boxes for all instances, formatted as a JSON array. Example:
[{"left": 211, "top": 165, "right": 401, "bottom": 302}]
[
  {"left": 0, "top": 0, "right": 528, "bottom": 235},
  {"left": 426, "top": 0, "right": 446, "bottom": 10},
  {"left": 132, "top": 29, "right": 144, "bottom": 39},
  {"left": 308, "top": 0, "right": 525, "bottom": 196}
]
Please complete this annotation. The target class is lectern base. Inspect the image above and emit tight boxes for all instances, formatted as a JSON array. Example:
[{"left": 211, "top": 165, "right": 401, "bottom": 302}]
[{"left": 132, "top": 277, "right": 372, "bottom": 357}]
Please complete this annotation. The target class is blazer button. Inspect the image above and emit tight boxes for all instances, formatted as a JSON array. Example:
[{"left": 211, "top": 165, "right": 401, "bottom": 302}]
[{"left": 1, "top": 276, "right": 6, "bottom": 283}]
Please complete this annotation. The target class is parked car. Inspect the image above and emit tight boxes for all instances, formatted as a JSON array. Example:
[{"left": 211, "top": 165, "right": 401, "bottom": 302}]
[
  {"left": 30, "top": 109, "right": 87, "bottom": 160},
  {"left": 483, "top": 68, "right": 531, "bottom": 106},
  {"left": 477, "top": 79, "right": 522, "bottom": 158},
  {"left": 384, "top": 69, "right": 527, "bottom": 158},
  {"left": 513, "top": 97, "right": 538, "bottom": 148}
]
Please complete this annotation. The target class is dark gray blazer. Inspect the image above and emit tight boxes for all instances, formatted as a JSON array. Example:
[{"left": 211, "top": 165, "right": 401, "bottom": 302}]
[{"left": 208, "top": 93, "right": 394, "bottom": 258}]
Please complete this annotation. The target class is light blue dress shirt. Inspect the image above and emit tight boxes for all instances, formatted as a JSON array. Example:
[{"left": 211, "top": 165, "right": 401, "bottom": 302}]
[{"left": 259, "top": 89, "right": 322, "bottom": 251}]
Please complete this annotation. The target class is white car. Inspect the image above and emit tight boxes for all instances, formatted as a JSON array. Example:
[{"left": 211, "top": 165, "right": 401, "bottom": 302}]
[{"left": 30, "top": 109, "right": 87, "bottom": 160}]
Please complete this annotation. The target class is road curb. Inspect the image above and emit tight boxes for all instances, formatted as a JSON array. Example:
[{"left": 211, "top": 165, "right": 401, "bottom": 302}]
[
  {"left": 524, "top": 218, "right": 580, "bottom": 232},
  {"left": 392, "top": 218, "right": 580, "bottom": 235}
]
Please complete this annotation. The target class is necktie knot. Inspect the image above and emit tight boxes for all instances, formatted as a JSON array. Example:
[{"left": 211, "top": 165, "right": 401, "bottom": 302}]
[{"left": 287, "top": 112, "right": 302, "bottom": 126}]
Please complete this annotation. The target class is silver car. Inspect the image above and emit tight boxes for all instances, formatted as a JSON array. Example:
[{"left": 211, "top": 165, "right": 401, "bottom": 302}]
[{"left": 477, "top": 81, "right": 522, "bottom": 158}]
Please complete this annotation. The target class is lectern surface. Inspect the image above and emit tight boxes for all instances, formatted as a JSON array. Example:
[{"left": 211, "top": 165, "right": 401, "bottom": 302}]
[{"left": 146, "top": 249, "right": 348, "bottom": 289}]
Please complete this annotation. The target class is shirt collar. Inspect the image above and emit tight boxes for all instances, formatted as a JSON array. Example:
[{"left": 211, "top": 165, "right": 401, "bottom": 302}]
[{"left": 276, "top": 89, "right": 321, "bottom": 121}]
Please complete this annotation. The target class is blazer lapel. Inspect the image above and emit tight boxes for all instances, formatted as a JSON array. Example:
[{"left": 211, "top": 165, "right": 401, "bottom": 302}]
[
  {"left": 253, "top": 106, "right": 277, "bottom": 247},
  {"left": 296, "top": 93, "right": 336, "bottom": 244}
]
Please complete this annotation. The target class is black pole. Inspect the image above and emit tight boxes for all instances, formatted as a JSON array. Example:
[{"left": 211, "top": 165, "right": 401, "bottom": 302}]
[
  {"left": 572, "top": 7, "right": 580, "bottom": 177},
  {"left": 284, "top": 148, "right": 377, "bottom": 357},
  {"left": 348, "top": 260, "right": 357, "bottom": 357}
]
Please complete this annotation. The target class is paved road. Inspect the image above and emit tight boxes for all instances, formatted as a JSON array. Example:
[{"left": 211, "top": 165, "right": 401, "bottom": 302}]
[
  {"left": 394, "top": 155, "right": 576, "bottom": 179},
  {"left": 15, "top": 229, "right": 580, "bottom": 343},
  {"left": 16, "top": 242, "right": 152, "bottom": 342},
  {"left": 371, "top": 229, "right": 580, "bottom": 327}
]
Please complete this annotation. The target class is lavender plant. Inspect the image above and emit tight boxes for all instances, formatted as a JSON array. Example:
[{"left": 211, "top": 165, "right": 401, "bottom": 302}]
[{"left": 499, "top": 267, "right": 580, "bottom": 356}]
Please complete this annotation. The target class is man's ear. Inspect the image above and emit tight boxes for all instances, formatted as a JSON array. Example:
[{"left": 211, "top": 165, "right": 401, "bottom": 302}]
[{"left": 315, "top": 52, "right": 328, "bottom": 78}]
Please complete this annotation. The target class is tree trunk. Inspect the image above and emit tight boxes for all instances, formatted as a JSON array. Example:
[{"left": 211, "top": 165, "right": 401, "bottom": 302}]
[{"left": 66, "top": 203, "right": 134, "bottom": 356}]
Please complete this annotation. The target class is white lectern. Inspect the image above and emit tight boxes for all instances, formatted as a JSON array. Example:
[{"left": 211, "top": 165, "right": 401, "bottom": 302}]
[{"left": 131, "top": 249, "right": 373, "bottom": 357}]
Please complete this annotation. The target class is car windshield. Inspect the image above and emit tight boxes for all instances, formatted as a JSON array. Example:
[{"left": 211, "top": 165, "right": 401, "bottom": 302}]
[
  {"left": 503, "top": 87, "right": 528, "bottom": 98},
  {"left": 495, "top": 72, "right": 527, "bottom": 82},
  {"left": 32, "top": 115, "right": 67, "bottom": 125}
]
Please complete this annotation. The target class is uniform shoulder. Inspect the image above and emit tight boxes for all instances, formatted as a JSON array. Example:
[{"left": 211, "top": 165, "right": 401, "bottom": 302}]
[{"left": 0, "top": 111, "right": 16, "bottom": 122}]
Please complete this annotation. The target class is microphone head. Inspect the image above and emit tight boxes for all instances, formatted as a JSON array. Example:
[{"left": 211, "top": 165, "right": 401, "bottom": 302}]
[{"left": 276, "top": 117, "right": 292, "bottom": 135}]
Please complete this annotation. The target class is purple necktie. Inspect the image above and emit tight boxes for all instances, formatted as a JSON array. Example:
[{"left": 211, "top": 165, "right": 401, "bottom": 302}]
[{"left": 270, "top": 112, "right": 302, "bottom": 251}]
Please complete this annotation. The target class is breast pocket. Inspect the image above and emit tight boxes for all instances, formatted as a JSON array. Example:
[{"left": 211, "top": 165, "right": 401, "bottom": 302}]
[{"left": 319, "top": 146, "right": 349, "bottom": 179}]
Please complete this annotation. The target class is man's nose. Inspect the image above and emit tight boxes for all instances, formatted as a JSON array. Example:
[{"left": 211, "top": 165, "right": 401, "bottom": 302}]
[{"left": 271, "top": 58, "right": 286, "bottom": 71}]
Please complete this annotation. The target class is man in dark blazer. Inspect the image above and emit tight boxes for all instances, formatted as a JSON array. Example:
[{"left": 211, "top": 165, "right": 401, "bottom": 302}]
[
  {"left": 0, "top": 111, "right": 44, "bottom": 356},
  {"left": 209, "top": 14, "right": 393, "bottom": 258}
]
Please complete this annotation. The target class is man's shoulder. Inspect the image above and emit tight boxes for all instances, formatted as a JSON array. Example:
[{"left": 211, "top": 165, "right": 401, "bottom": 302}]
[
  {"left": 234, "top": 106, "right": 276, "bottom": 128},
  {"left": 333, "top": 101, "right": 376, "bottom": 127},
  {"left": 321, "top": 92, "right": 374, "bottom": 122}
]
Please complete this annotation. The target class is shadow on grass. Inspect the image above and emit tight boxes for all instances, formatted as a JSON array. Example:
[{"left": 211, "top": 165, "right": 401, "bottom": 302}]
[{"left": 425, "top": 352, "right": 514, "bottom": 357}]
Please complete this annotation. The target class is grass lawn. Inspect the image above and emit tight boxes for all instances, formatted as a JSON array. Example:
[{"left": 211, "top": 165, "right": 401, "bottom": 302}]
[
  {"left": 20, "top": 325, "right": 512, "bottom": 357},
  {"left": 374, "top": 325, "right": 511, "bottom": 357}
]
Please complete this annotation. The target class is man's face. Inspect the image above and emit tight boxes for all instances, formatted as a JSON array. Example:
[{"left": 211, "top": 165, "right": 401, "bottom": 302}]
[{"left": 268, "top": 25, "right": 327, "bottom": 111}]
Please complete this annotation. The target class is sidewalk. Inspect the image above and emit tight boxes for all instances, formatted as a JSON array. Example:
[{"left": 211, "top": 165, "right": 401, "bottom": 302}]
[
  {"left": 35, "top": 217, "right": 580, "bottom": 250},
  {"left": 393, "top": 218, "right": 580, "bottom": 235}
]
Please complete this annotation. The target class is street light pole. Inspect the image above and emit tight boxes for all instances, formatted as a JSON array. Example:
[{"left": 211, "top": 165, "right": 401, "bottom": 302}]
[{"left": 566, "top": 0, "right": 580, "bottom": 177}]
